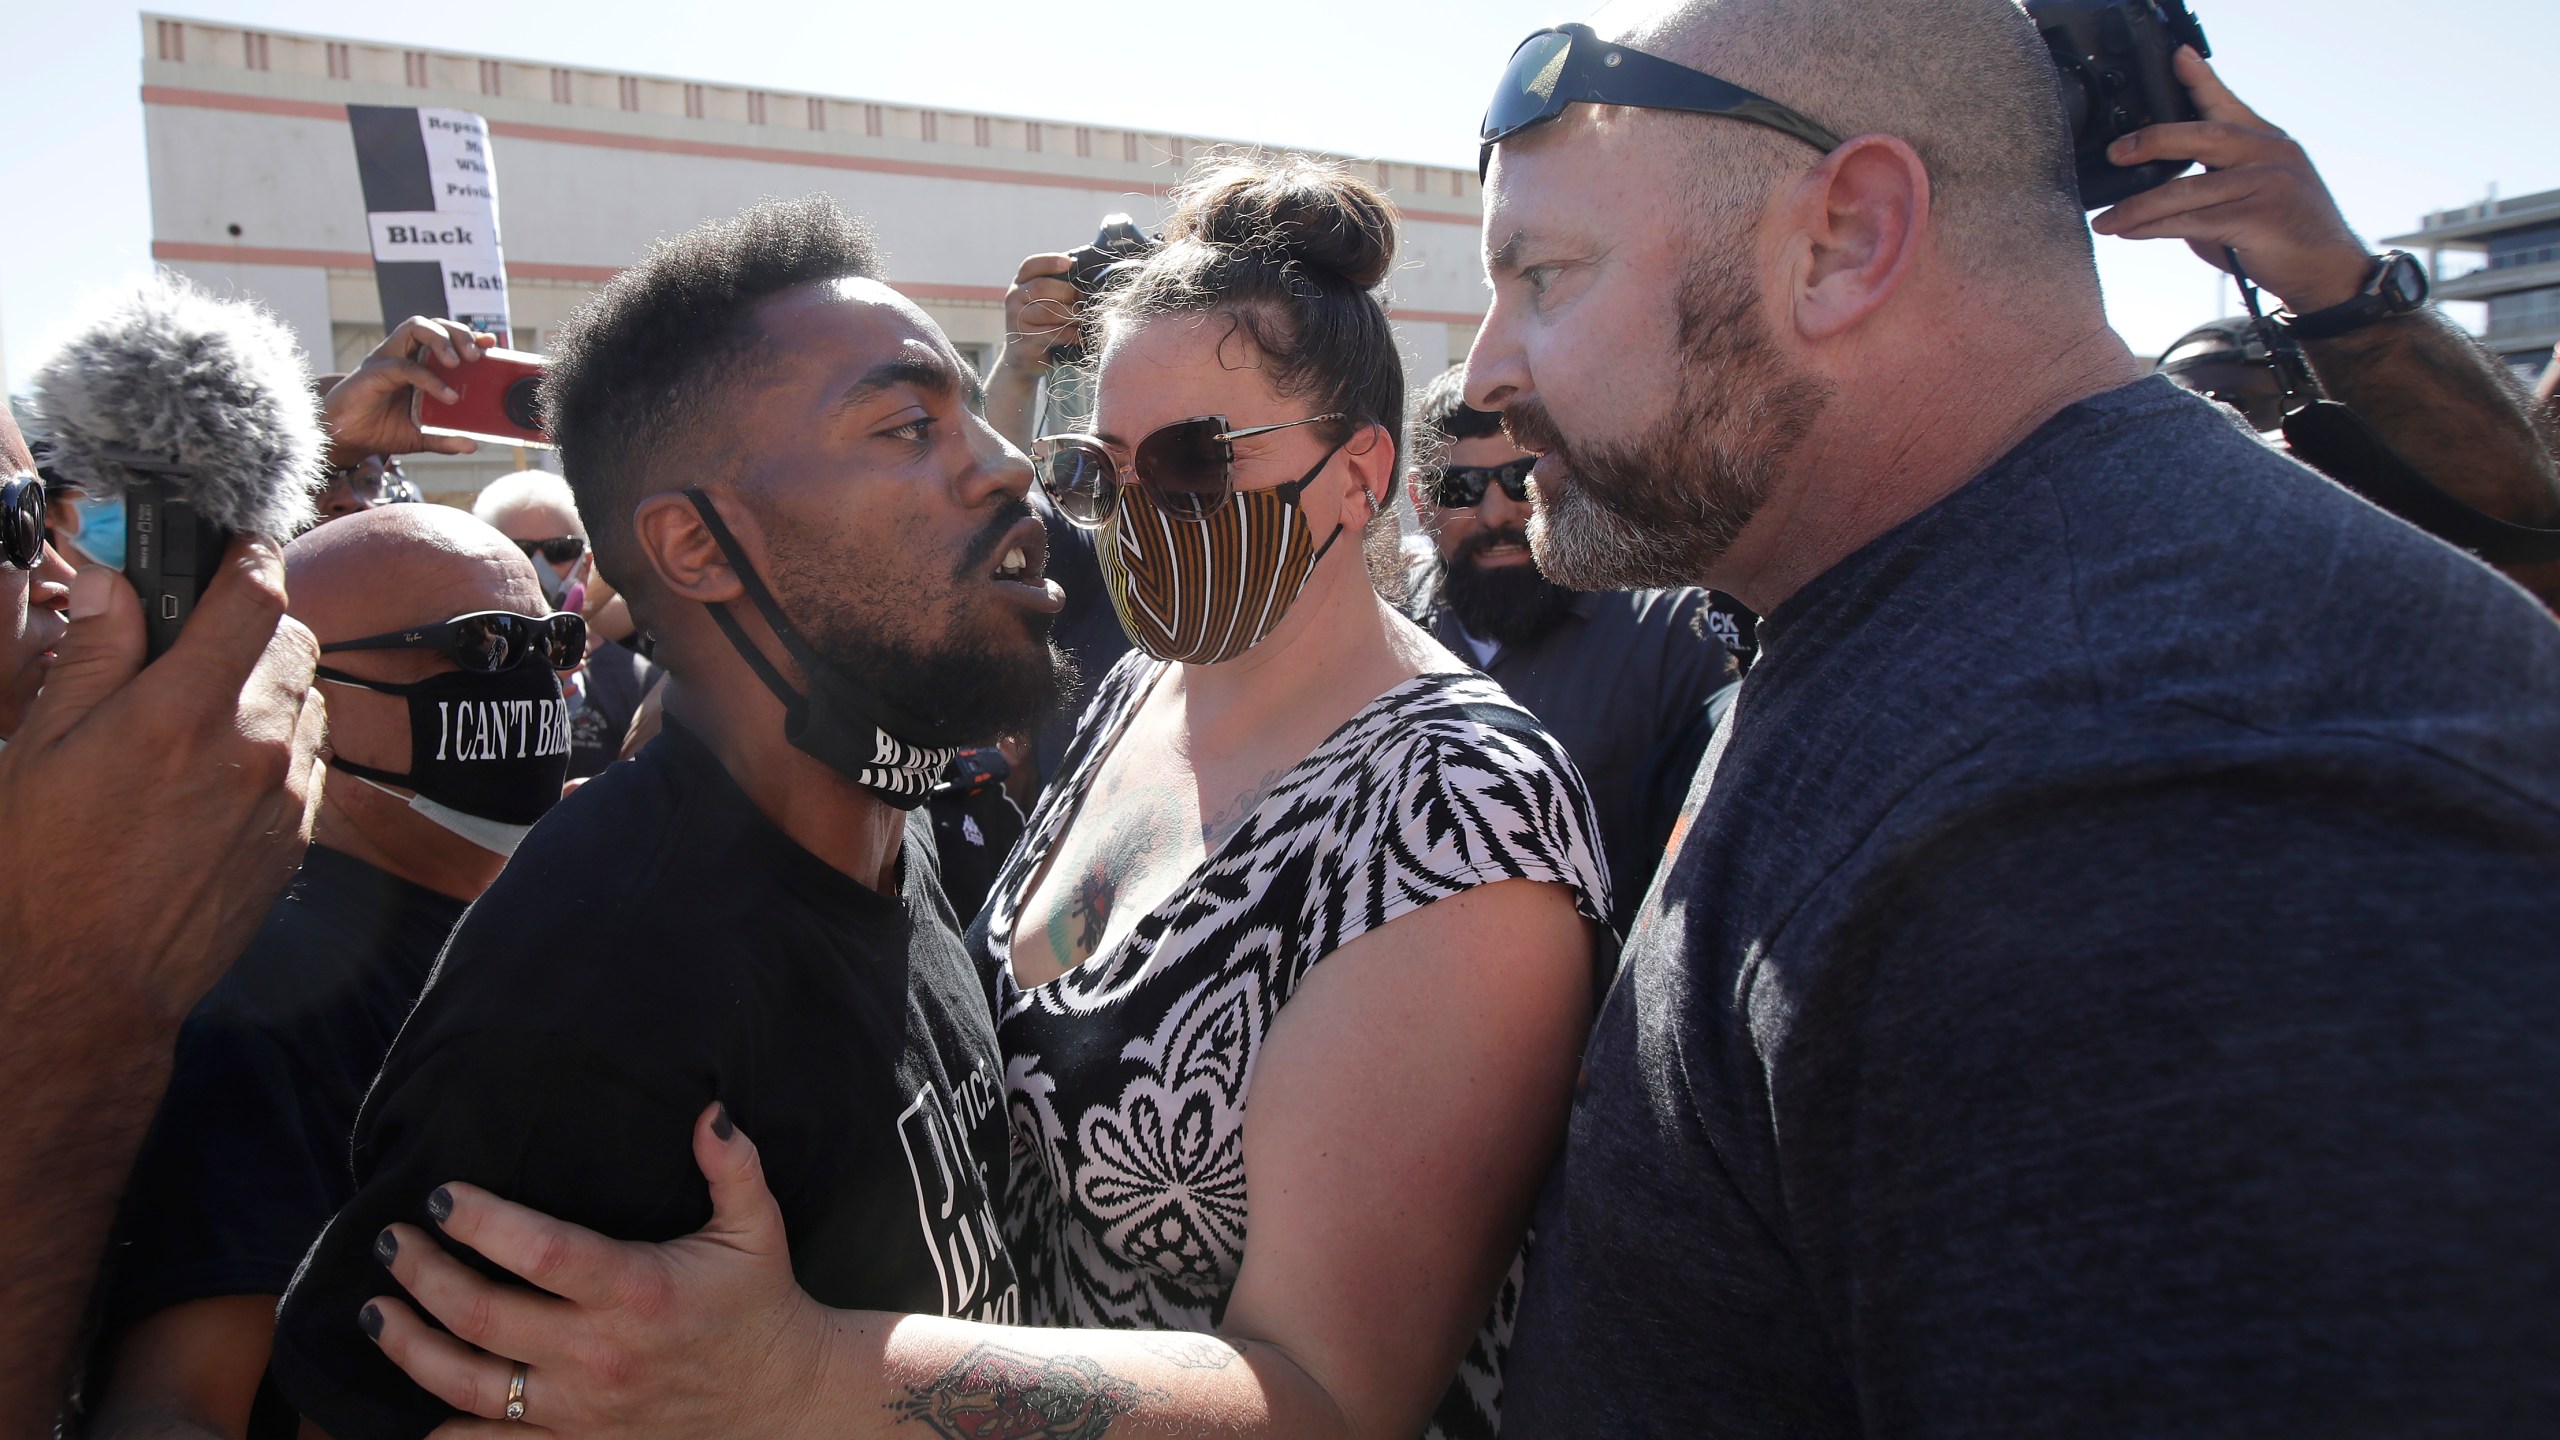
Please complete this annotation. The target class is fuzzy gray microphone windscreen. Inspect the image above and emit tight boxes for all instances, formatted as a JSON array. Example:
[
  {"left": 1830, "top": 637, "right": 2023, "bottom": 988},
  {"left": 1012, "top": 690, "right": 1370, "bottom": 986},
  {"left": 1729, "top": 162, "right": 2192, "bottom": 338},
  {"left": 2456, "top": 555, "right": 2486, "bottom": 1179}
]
[{"left": 30, "top": 274, "right": 326, "bottom": 538}]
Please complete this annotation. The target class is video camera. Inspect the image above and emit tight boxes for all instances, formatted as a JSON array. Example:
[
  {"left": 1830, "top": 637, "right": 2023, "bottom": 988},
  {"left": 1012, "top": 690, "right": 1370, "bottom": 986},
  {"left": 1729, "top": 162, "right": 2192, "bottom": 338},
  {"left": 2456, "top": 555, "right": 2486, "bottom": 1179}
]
[
  {"left": 1046, "top": 215, "right": 1159, "bottom": 365},
  {"left": 2025, "top": 0, "right": 2212, "bottom": 209}
]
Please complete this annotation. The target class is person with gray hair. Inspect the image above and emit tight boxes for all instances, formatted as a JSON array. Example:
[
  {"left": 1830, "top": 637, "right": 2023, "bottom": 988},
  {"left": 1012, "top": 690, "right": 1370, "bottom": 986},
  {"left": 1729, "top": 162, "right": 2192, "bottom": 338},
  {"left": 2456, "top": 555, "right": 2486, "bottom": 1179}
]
[
  {"left": 471, "top": 470, "right": 589, "bottom": 608},
  {"left": 471, "top": 469, "right": 659, "bottom": 777},
  {"left": 1459, "top": 0, "right": 2560, "bottom": 1432}
]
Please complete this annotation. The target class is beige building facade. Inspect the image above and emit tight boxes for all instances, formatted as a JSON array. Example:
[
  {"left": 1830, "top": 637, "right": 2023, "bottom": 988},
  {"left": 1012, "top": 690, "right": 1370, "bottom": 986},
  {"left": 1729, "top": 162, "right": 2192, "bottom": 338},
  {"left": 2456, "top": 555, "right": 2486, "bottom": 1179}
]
[{"left": 140, "top": 14, "right": 1491, "bottom": 501}]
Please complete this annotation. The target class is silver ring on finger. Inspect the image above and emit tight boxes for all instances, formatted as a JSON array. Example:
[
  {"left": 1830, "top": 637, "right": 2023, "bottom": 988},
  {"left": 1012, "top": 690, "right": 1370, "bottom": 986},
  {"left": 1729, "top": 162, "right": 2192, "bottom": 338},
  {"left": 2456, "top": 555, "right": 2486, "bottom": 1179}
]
[{"left": 505, "top": 1362, "right": 528, "bottom": 1422}]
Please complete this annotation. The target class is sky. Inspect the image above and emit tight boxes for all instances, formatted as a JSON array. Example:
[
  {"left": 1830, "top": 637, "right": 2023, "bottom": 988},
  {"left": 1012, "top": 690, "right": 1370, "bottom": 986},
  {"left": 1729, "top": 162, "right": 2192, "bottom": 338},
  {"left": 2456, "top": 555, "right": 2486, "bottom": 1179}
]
[{"left": 3, "top": 0, "right": 2552, "bottom": 393}]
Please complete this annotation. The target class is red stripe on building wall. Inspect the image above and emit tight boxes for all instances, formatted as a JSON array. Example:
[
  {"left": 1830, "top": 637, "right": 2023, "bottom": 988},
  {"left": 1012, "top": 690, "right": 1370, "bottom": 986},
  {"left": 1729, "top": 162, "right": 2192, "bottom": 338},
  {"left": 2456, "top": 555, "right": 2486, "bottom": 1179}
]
[
  {"left": 153, "top": 240, "right": 372, "bottom": 268},
  {"left": 1392, "top": 308, "right": 1491, "bottom": 327},
  {"left": 147, "top": 243, "right": 1482, "bottom": 325},
  {"left": 139, "top": 84, "right": 1485, "bottom": 228},
  {"left": 141, "top": 85, "right": 347, "bottom": 121},
  {"left": 505, "top": 261, "right": 623, "bottom": 283}
]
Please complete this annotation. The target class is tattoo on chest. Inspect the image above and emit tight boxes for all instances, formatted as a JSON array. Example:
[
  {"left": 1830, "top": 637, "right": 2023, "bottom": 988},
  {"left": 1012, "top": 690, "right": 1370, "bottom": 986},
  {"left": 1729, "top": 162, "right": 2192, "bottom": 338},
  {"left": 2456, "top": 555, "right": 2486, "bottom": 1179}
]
[
  {"left": 1199, "top": 766, "right": 1288, "bottom": 850},
  {"left": 1069, "top": 866, "right": 1115, "bottom": 954},
  {"left": 1033, "top": 753, "right": 1289, "bottom": 970},
  {"left": 888, "top": 1344, "right": 1162, "bottom": 1440}
]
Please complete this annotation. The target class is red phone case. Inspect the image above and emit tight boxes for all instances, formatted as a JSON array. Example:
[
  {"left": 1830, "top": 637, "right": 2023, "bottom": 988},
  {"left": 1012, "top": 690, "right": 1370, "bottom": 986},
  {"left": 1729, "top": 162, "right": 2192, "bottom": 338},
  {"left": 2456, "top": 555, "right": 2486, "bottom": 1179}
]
[{"left": 413, "top": 347, "right": 554, "bottom": 449}]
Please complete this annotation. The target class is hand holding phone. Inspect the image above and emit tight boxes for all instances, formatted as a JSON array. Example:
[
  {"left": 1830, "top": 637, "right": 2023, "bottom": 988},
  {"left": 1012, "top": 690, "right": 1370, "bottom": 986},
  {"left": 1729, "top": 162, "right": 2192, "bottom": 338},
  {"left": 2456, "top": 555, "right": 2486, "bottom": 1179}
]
[{"left": 414, "top": 347, "right": 553, "bottom": 449}]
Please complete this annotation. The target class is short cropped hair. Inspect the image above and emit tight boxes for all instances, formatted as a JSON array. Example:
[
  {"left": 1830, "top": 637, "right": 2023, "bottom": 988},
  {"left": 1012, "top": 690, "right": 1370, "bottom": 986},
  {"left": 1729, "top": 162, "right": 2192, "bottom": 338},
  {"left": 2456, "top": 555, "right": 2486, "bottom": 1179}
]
[
  {"left": 540, "top": 194, "right": 883, "bottom": 585},
  {"left": 1634, "top": 0, "right": 2092, "bottom": 281},
  {"left": 471, "top": 469, "right": 584, "bottom": 534}
]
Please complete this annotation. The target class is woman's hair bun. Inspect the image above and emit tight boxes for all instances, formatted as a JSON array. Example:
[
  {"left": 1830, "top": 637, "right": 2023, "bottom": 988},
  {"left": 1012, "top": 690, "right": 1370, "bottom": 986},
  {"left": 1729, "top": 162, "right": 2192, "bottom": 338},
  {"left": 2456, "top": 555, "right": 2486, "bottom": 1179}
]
[{"left": 1166, "top": 154, "right": 1397, "bottom": 291}]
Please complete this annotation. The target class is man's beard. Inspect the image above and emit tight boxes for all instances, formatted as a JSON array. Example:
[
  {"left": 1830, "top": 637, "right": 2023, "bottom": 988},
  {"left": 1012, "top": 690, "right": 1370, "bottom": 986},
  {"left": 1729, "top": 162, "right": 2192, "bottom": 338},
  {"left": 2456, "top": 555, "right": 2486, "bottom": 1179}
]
[
  {"left": 769, "top": 500, "right": 1078, "bottom": 748},
  {"left": 1505, "top": 255, "right": 1831, "bottom": 591},
  {"left": 1438, "top": 525, "right": 1577, "bottom": 648}
]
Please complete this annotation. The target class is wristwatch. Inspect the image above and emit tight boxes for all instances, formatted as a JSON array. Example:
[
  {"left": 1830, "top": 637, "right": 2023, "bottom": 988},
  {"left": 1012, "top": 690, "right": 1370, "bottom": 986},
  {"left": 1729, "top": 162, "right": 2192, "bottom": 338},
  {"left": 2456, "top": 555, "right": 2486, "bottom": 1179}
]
[{"left": 2278, "top": 251, "right": 2430, "bottom": 341}]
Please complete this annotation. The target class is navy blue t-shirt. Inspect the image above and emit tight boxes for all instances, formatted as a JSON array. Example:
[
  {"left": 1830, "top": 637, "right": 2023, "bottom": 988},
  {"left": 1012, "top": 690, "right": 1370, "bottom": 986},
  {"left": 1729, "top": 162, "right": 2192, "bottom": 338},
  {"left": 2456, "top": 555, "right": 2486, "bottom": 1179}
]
[{"left": 1502, "top": 377, "right": 2560, "bottom": 1435}]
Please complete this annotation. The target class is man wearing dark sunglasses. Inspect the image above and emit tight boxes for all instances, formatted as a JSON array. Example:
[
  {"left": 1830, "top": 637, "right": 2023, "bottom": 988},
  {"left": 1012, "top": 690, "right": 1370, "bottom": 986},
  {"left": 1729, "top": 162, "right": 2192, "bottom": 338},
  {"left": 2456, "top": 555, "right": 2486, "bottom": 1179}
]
[
  {"left": 85, "top": 502, "right": 568, "bottom": 1440},
  {"left": 1465, "top": 1, "right": 2560, "bottom": 1435},
  {"left": 473, "top": 470, "right": 592, "bottom": 608},
  {"left": 473, "top": 469, "right": 664, "bottom": 779},
  {"left": 0, "top": 467, "right": 77, "bottom": 740},
  {"left": 1400, "top": 367, "right": 1730, "bottom": 934},
  {"left": 0, "top": 399, "right": 327, "bottom": 1437}
]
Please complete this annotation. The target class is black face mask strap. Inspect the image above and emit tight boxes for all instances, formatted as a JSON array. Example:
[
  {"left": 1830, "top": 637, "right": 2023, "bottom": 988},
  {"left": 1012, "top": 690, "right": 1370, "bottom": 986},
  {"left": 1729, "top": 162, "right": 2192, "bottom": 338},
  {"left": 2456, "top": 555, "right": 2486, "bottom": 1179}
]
[
  {"left": 325, "top": 755, "right": 415, "bottom": 790},
  {"left": 681, "top": 489, "right": 821, "bottom": 716}
]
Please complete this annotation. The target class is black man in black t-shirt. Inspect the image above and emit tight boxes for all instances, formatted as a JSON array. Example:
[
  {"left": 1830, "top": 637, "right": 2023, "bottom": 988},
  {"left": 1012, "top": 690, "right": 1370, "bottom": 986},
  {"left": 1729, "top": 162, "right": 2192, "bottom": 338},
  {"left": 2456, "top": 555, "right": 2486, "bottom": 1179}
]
[{"left": 272, "top": 196, "right": 1072, "bottom": 1440}]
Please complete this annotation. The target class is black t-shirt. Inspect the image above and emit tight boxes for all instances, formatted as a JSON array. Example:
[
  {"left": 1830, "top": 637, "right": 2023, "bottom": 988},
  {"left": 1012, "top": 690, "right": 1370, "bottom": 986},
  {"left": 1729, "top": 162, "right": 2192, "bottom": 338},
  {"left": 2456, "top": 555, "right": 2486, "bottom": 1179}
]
[
  {"left": 567, "top": 638, "right": 659, "bottom": 778},
  {"left": 271, "top": 720, "right": 1019, "bottom": 1440},
  {"left": 92, "top": 845, "right": 466, "bottom": 1439},
  {"left": 1502, "top": 379, "right": 2560, "bottom": 1434}
]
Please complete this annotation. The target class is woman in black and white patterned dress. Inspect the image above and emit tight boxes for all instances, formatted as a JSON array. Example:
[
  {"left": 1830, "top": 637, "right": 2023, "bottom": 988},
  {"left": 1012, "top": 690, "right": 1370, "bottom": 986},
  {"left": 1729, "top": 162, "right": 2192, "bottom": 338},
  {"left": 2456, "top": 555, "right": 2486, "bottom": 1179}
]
[{"left": 977, "top": 157, "right": 1612, "bottom": 1439}]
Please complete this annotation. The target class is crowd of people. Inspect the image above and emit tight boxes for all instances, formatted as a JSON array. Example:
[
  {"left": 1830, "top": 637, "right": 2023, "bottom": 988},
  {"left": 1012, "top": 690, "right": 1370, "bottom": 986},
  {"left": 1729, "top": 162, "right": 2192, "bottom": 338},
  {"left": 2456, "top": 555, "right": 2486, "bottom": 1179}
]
[{"left": 5, "top": 1, "right": 2559, "bottom": 1437}]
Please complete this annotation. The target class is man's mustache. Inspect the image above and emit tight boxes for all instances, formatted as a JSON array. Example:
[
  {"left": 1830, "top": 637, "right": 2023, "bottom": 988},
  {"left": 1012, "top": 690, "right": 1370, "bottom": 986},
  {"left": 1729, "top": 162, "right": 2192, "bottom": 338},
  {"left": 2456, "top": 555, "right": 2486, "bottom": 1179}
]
[
  {"left": 1454, "top": 525, "right": 1534, "bottom": 568},
  {"left": 953, "top": 497, "right": 1036, "bottom": 582},
  {"left": 1501, "top": 398, "right": 1569, "bottom": 462}
]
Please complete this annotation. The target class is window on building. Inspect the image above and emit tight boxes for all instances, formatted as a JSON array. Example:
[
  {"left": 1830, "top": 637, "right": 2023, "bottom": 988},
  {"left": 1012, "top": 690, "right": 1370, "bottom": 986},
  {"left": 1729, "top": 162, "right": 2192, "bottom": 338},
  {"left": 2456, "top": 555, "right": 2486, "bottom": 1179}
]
[
  {"left": 1076, "top": 127, "right": 1092, "bottom": 159},
  {"left": 243, "top": 33, "right": 270, "bottom": 71},
  {"left": 684, "top": 83, "right": 705, "bottom": 119},
  {"left": 480, "top": 60, "right": 503, "bottom": 96},
  {"left": 809, "top": 96, "right": 827, "bottom": 130},
  {"left": 865, "top": 104, "right": 884, "bottom": 137},
  {"left": 551, "top": 67, "right": 573, "bottom": 103},
  {"left": 1123, "top": 133, "right": 1139, "bottom": 162},
  {"left": 619, "top": 75, "right": 641, "bottom": 111},
  {"left": 922, "top": 112, "right": 940, "bottom": 142},
  {"left": 748, "top": 91, "right": 767, "bottom": 125},
  {"left": 2486, "top": 286, "right": 2560, "bottom": 337},
  {"left": 2488, "top": 223, "right": 2560, "bottom": 272},
  {"left": 404, "top": 51, "right": 429, "bottom": 88},
  {"left": 328, "top": 42, "right": 351, "bottom": 80},
  {"left": 156, "top": 20, "right": 186, "bottom": 62}
]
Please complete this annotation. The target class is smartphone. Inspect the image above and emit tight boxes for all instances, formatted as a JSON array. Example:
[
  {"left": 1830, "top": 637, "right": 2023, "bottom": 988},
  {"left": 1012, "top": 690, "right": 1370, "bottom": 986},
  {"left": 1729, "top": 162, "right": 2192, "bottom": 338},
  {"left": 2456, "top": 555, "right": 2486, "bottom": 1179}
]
[
  {"left": 123, "top": 474, "right": 230, "bottom": 660},
  {"left": 413, "top": 347, "right": 554, "bottom": 449}
]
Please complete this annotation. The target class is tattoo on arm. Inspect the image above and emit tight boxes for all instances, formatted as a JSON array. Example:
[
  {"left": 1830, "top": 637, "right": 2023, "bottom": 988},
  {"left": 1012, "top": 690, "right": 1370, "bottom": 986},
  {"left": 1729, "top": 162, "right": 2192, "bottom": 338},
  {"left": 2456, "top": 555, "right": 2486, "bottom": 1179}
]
[
  {"left": 1134, "top": 1332, "right": 1247, "bottom": 1370},
  {"left": 889, "top": 1344, "right": 1163, "bottom": 1440},
  {"left": 2304, "top": 311, "right": 2560, "bottom": 526}
]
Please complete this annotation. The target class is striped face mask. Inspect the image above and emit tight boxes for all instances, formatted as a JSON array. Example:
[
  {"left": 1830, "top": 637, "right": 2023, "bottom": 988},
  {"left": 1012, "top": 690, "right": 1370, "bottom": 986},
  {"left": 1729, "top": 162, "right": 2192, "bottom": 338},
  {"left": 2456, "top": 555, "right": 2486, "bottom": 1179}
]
[{"left": 1097, "top": 457, "right": 1356, "bottom": 665}]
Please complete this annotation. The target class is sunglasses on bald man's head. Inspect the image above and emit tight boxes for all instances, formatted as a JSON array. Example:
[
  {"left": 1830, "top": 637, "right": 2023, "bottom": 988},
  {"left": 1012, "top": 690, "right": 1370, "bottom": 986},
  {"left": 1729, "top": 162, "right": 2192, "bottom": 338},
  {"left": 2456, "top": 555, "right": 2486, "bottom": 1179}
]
[
  {"left": 1479, "top": 22, "right": 1843, "bottom": 178},
  {"left": 1426, "top": 457, "right": 1537, "bottom": 510}
]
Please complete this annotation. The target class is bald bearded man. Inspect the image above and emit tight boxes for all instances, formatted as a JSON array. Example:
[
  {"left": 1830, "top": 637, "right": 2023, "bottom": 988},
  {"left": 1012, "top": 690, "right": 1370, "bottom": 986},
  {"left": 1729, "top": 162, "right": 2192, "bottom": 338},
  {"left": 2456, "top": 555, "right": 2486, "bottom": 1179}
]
[
  {"left": 85, "top": 505, "right": 575, "bottom": 1440},
  {"left": 1466, "top": 0, "right": 2560, "bottom": 1432}
]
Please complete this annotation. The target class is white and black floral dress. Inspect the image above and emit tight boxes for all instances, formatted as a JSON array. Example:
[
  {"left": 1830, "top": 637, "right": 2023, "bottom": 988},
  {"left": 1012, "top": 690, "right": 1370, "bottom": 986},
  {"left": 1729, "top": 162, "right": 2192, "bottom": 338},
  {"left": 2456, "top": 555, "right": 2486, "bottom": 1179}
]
[{"left": 971, "top": 654, "right": 1611, "bottom": 1440}]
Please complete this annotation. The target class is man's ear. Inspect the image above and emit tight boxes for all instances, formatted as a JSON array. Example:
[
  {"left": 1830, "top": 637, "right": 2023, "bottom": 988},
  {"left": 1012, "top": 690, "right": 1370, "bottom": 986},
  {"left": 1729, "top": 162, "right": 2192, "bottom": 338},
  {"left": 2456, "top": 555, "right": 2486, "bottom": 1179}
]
[
  {"left": 1785, "top": 133, "right": 1931, "bottom": 343},
  {"left": 632, "top": 491, "right": 746, "bottom": 604}
]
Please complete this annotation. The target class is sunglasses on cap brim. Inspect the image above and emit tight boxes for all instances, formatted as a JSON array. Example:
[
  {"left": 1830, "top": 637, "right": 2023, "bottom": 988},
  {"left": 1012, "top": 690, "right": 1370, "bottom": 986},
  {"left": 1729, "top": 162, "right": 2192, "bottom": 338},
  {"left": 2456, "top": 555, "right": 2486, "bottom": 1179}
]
[
  {"left": 1427, "top": 457, "right": 1538, "bottom": 509},
  {"left": 1479, "top": 23, "right": 1843, "bottom": 178},
  {"left": 1, "top": 473, "right": 48, "bottom": 571},
  {"left": 321, "top": 610, "right": 587, "bottom": 673},
  {"left": 1035, "top": 412, "right": 1350, "bottom": 529}
]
